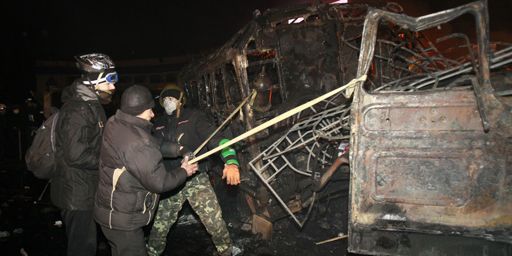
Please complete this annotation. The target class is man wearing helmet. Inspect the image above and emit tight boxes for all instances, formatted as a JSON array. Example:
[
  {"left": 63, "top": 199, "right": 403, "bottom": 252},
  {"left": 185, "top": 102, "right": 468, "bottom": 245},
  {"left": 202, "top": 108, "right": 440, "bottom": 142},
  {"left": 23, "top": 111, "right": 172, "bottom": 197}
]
[
  {"left": 75, "top": 53, "right": 118, "bottom": 104},
  {"left": 50, "top": 53, "right": 118, "bottom": 256},
  {"left": 147, "top": 84, "right": 240, "bottom": 256}
]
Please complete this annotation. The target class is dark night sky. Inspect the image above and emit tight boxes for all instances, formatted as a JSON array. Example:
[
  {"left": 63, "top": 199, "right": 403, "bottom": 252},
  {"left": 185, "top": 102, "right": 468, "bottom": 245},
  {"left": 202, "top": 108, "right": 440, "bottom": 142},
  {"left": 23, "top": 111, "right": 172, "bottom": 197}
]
[
  {"left": 1, "top": 0, "right": 511, "bottom": 104},
  {"left": 1, "top": 0, "right": 306, "bottom": 104},
  {"left": 4, "top": 0, "right": 304, "bottom": 61}
]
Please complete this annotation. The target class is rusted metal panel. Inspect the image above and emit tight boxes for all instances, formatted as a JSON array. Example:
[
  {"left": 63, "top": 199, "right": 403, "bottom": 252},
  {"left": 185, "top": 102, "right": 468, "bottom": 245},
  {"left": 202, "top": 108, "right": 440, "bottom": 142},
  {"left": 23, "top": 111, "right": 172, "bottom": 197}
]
[
  {"left": 349, "top": 1, "right": 512, "bottom": 254},
  {"left": 350, "top": 85, "right": 512, "bottom": 255},
  {"left": 353, "top": 88, "right": 511, "bottom": 218},
  {"left": 363, "top": 103, "right": 483, "bottom": 132}
]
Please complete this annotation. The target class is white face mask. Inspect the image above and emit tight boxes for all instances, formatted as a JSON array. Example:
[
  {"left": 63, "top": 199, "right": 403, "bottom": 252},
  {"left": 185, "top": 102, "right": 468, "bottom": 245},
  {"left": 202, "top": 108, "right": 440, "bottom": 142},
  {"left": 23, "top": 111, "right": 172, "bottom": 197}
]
[{"left": 163, "top": 97, "right": 177, "bottom": 115}]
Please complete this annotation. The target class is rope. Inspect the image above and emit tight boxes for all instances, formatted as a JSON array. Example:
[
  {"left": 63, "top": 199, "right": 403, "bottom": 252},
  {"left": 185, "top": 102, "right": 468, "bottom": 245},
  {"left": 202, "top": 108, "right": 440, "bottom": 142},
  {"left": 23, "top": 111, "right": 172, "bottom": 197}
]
[{"left": 189, "top": 75, "right": 367, "bottom": 164}]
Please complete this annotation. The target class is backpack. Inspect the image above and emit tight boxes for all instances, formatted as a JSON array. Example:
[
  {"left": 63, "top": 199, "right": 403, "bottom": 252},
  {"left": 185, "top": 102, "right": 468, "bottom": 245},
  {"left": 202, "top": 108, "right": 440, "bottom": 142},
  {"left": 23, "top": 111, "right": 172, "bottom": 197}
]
[{"left": 25, "top": 111, "right": 59, "bottom": 179}]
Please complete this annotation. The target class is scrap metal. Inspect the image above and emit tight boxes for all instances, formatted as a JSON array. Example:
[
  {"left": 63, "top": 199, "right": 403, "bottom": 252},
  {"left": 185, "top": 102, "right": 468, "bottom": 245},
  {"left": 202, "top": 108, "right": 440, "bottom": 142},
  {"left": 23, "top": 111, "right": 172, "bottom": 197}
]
[{"left": 178, "top": 1, "right": 512, "bottom": 252}]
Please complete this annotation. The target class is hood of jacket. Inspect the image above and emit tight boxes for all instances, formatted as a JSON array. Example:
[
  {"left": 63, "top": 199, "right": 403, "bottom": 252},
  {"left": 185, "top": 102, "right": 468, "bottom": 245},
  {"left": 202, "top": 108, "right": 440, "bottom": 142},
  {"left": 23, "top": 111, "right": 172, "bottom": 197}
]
[{"left": 61, "top": 79, "right": 99, "bottom": 103}]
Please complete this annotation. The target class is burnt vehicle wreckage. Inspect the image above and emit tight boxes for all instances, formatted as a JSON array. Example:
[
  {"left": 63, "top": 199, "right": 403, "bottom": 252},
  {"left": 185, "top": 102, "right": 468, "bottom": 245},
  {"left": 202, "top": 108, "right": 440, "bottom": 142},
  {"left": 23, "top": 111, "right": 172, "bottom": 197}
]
[{"left": 178, "top": 0, "right": 511, "bottom": 255}]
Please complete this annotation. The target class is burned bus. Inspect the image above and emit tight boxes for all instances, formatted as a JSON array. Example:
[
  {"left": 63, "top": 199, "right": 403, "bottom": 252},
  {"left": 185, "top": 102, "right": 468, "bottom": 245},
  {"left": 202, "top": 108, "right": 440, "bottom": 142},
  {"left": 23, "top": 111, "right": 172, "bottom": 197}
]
[{"left": 178, "top": 0, "right": 512, "bottom": 254}]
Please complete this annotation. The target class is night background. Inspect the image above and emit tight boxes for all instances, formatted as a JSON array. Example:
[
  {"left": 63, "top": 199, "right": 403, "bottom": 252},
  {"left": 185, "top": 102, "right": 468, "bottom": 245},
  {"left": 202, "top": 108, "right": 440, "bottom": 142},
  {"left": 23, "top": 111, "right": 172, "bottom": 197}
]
[
  {"left": 2, "top": 0, "right": 511, "bottom": 104},
  {"left": 0, "top": 0, "right": 511, "bottom": 255}
]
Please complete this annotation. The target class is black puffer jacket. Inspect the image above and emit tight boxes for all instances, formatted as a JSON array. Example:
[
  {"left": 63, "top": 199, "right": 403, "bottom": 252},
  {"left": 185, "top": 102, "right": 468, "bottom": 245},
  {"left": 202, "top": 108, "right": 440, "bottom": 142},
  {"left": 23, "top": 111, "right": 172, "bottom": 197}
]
[
  {"left": 154, "top": 108, "right": 219, "bottom": 149},
  {"left": 51, "top": 81, "right": 106, "bottom": 210},
  {"left": 153, "top": 108, "right": 228, "bottom": 170},
  {"left": 94, "top": 110, "right": 188, "bottom": 231}
]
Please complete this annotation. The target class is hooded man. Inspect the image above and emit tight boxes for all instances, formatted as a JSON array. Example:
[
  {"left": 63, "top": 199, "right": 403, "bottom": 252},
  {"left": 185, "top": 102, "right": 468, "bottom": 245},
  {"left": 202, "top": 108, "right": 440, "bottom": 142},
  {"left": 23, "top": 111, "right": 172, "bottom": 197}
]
[
  {"left": 94, "top": 85, "right": 198, "bottom": 256},
  {"left": 147, "top": 84, "right": 240, "bottom": 256},
  {"left": 51, "top": 53, "right": 117, "bottom": 256}
]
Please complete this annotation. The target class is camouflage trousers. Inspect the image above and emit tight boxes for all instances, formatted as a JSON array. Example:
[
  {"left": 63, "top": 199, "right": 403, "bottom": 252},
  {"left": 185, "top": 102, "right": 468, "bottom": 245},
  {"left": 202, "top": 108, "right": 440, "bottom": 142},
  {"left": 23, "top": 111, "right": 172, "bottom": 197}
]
[{"left": 147, "top": 172, "right": 232, "bottom": 256}]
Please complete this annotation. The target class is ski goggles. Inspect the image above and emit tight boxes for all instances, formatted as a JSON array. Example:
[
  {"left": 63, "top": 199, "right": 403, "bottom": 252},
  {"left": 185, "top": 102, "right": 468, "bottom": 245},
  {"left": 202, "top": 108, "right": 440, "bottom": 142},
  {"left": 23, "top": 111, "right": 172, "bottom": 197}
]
[{"left": 83, "top": 71, "right": 119, "bottom": 85}]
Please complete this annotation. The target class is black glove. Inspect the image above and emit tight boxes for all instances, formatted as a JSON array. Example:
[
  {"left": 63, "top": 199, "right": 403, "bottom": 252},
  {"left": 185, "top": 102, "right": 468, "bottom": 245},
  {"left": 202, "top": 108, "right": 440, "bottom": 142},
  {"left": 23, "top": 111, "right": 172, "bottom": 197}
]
[{"left": 160, "top": 141, "right": 183, "bottom": 158}]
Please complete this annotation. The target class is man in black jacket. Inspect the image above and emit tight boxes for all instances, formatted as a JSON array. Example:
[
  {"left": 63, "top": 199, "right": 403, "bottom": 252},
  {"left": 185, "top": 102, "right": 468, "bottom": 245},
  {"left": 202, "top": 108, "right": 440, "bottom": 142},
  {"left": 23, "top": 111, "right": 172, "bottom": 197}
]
[
  {"left": 147, "top": 84, "right": 240, "bottom": 256},
  {"left": 94, "top": 85, "right": 198, "bottom": 256},
  {"left": 51, "top": 53, "right": 118, "bottom": 256}
]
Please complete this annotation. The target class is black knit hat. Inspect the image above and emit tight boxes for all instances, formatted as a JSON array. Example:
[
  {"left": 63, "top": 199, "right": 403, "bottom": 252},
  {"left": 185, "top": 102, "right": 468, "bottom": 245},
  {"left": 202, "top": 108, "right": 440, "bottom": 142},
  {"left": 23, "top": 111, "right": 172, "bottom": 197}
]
[{"left": 120, "top": 85, "right": 155, "bottom": 116}]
